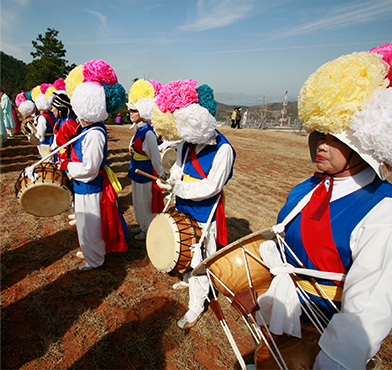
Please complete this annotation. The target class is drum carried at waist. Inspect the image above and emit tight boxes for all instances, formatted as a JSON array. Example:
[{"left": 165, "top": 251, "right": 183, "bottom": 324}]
[
  {"left": 160, "top": 148, "right": 177, "bottom": 176},
  {"left": 21, "top": 118, "right": 39, "bottom": 146},
  {"left": 15, "top": 162, "right": 73, "bottom": 217},
  {"left": 193, "top": 229, "right": 321, "bottom": 370},
  {"left": 146, "top": 209, "right": 203, "bottom": 274}
]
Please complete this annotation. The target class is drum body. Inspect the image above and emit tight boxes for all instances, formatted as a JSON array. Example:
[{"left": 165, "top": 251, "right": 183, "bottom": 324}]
[
  {"left": 193, "top": 229, "right": 274, "bottom": 298},
  {"left": 21, "top": 118, "right": 39, "bottom": 146},
  {"left": 255, "top": 324, "right": 320, "bottom": 370},
  {"left": 146, "top": 210, "right": 202, "bottom": 274},
  {"left": 194, "top": 229, "right": 320, "bottom": 369},
  {"left": 15, "top": 162, "right": 73, "bottom": 217},
  {"left": 160, "top": 148, "right": 177, "bottom": 175}
]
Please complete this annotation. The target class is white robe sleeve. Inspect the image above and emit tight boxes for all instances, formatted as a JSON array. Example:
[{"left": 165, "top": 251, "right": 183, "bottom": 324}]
[
  {"left": 35, "top": 115, "right": 47, "bottom": 142},
  {"left": 171, "top": 142, "right": 234, "bottom": 201},
  {"left": 318, "top": 198, "right": 392, "bottom": 369},
  {"left": 67, "top": 129, "right": 106, "bottom": 183},
  {"left": 143, "top": 130, "right": 164, "bottom": 177},
  {"left": 169, "top": 142, "right": 186, "bottom": 181}
]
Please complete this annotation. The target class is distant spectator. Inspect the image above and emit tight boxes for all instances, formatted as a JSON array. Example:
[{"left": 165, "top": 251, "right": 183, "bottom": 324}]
[
  {"left": 0, "top": 105, "right": 7, "bottom": 145},
  {"left": 115, "top": 112, "right": 123, "bottom": 125},
  {"left": 0, "top": 89, "right": 16, "bottom": 137},
  {"left": 235, "top": 107, "right": 242, "bottom": 129},
  {"left": 125, "top": 111, "right": 131, "bottom": 125},
  {"left": 11, "top": 100, "right": 21, "bottom": 135},
  {"left": 230, "top": 108, "right": 237, "bottom": 128},
  {"left": 242, "top": 109, "right": 248, "bottom": 127}
]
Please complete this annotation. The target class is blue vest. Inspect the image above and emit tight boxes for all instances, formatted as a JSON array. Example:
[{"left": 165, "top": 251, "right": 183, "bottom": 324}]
[
  {"left": 71, "top": 123, "right": 108, "bottom": 195},
  {"left": 176, "top": 130, "right": 236, "bottom": 223},
  {"left": 127, "top": 124, "right": 157, "bottom": 183},
  {"left": 40, "top": 112, "right": 56, "bottom": 145},
  {"left": 278, "top": 175, "right": 392, "bottom": 318}
]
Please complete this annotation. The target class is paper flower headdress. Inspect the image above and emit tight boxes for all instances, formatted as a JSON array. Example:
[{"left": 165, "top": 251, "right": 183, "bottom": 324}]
[
  {"left": 299, "top": 42, "right": 392, "bottom": 180},
  {"left": 16, "top": 92, "right": 35, "bottom": 118},
  {"left": 152, "top": 79, "right": 218, "bottom": 144},
  {"left": 31, "top": 84, "right": 53, "bottom": 112},
  {"left": 126, "top": 79, "right": 162, "bottom": 123},
  {"left": 65, "top": 60, "right": 126, "bottom": 123}
]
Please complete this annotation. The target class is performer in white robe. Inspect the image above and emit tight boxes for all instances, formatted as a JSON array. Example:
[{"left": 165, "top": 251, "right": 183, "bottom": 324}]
[
  {"left": 126, "top": 79, "right": 165, "bottom": 241},
  {"left": 60, "top": 60, "right": 128, "bottom": 271},
  {"left": 264, "top": 43, "right": 392, "bottom": 370},
  {"left": 154, "top": 80, "right": 236, "bottom": 329}
]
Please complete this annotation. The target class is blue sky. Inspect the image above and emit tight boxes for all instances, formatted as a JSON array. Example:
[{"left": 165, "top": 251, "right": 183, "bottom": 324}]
[{"left": 1, "top": 0, "right": 392, "bottom": 106}]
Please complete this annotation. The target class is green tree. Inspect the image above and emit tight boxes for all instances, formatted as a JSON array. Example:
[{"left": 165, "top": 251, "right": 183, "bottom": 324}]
[
  {"left": 0, "top": 52, "right": 27, "bottom": 100},
  {"left": 26, "top": 28, "right": 76, "bottom": 89}
]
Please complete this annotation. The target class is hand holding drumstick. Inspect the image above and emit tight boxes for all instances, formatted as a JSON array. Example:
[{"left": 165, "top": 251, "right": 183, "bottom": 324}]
[{"left": 135, "top": 169, "right": 175, "bottom": 191}]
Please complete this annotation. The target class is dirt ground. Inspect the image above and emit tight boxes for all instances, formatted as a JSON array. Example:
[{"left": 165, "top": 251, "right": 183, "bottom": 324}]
[{"left": 1, "top": 125, "right": 391, "bottom": 369}]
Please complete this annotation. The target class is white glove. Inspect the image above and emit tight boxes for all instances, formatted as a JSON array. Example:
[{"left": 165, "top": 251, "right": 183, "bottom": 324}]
[{"left": 156, "top": 178, "right": 175, "bottom": 191}]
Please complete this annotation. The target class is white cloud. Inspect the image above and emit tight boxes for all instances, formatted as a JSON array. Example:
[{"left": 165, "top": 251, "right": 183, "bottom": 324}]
[
  {"left": 178, "top": 0, "right": 253, "bottom": 32},
  {"left": 274, "top": 0, "right": 392, "bottom": 38},
  {"left": 86, "top": 9, "right": 110, "bottom": 33}
]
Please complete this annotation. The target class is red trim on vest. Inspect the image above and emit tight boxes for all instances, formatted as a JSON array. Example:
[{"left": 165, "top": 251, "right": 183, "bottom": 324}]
[
  {"left": 301, "top": 181, "right": 345, "bottom": 286},
  {"left": 41, "top": 112, "right": 55, "bottom": 128},
  {"left": 133, "top": 136, "right": 146, "bottom": 155}
]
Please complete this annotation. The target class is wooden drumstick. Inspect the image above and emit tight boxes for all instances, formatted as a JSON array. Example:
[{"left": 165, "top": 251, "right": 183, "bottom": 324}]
[{"left": 135, "top": 169, "right": 168, "bottom": 183}]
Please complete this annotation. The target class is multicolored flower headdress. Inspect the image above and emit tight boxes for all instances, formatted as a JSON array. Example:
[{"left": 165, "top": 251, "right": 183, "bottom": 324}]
[
  {"left": 299, "top": 42, "right": 392, "bottom": 179},
  {"left": 31, "top": 84, "right": 53, "bottom": 112},
  {"left": 65, "top": 60, "right": 126, "bottom": 123},
  {"left": 127, "top": 79, "right": 162, "bottom": 123},
  {"left": 16, "top": 92, "right": 35, "bottom": 118},
  {"left": 151, "top": 79, "right": 217, "bottom": 144}
]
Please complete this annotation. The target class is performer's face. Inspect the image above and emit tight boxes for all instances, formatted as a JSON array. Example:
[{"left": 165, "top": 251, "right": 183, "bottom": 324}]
[
  {"left": 51, "top": 106, "right": 60, "bottom": 119},
  {"left": 130, "top": 110, "right": 142, "bottom": 123},
  {"left": 315, "top": 134, "right": 367, "bottom": 177}
]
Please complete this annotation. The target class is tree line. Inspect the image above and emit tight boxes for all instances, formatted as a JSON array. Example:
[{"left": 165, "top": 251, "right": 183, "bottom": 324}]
[{"left": 1, "top": 28, "right": 76, "bottom": 101}]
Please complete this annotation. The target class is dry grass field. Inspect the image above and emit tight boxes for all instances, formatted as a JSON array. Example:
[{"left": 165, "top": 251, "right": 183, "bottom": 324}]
[{"left": 1, "top": 125, "right": 391, "bottom": 369}]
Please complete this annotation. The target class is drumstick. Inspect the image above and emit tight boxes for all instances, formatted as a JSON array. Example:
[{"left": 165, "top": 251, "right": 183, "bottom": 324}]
[{"left": 135, "top": 169, "right": 168, "bottom": 183}]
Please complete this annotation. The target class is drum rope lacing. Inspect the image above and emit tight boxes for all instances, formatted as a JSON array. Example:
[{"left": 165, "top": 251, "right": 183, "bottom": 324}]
[{"left": 171, "top": 210, "right": 202, "bottom": 273}]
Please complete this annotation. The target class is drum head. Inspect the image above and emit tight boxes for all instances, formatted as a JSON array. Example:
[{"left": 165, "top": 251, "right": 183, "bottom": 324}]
[
  {"left": 39, "top": 145, "right": 53, "bottom": 161},
  {"left": 161, "top": 148, "right": 177, "bottom": 175},
  {"left": 17, "top": 182, "right": 73, "bottom": 217},
  {"left": 146, "top": 213, "right": 181, "bottom": 272},
  {"left": 192, "top": 228, "right": 275, "bottom": 298}
]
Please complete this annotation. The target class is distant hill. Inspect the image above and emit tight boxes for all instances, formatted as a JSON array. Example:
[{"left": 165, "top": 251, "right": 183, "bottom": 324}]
[{"left": 0, "top": 52, "right": 27, "bottom": 100}]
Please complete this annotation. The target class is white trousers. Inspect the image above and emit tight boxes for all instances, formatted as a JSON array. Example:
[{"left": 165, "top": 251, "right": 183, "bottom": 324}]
[
  {"left": 132, "top": 180, "right": 154, "bottom": 232},
  {"left": 74, "top": 192, "right": 106, "bottom": 268},
  {"left": 188, "top": 221, "right": 217, "bottom": 314}
]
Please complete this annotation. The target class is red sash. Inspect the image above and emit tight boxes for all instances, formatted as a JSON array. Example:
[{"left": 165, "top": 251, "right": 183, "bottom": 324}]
[
  {"left": 100, "top": 169, "right": 129, "bottom": 253},
  {"left": 42, "top": 112, "right": 55, "bottom": 128},
  {"left": 300, "top": 176, "right": 345, "bottom": 286},
  {"left": 188, "top": 145, "right": 228, "bottom": 246}
]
